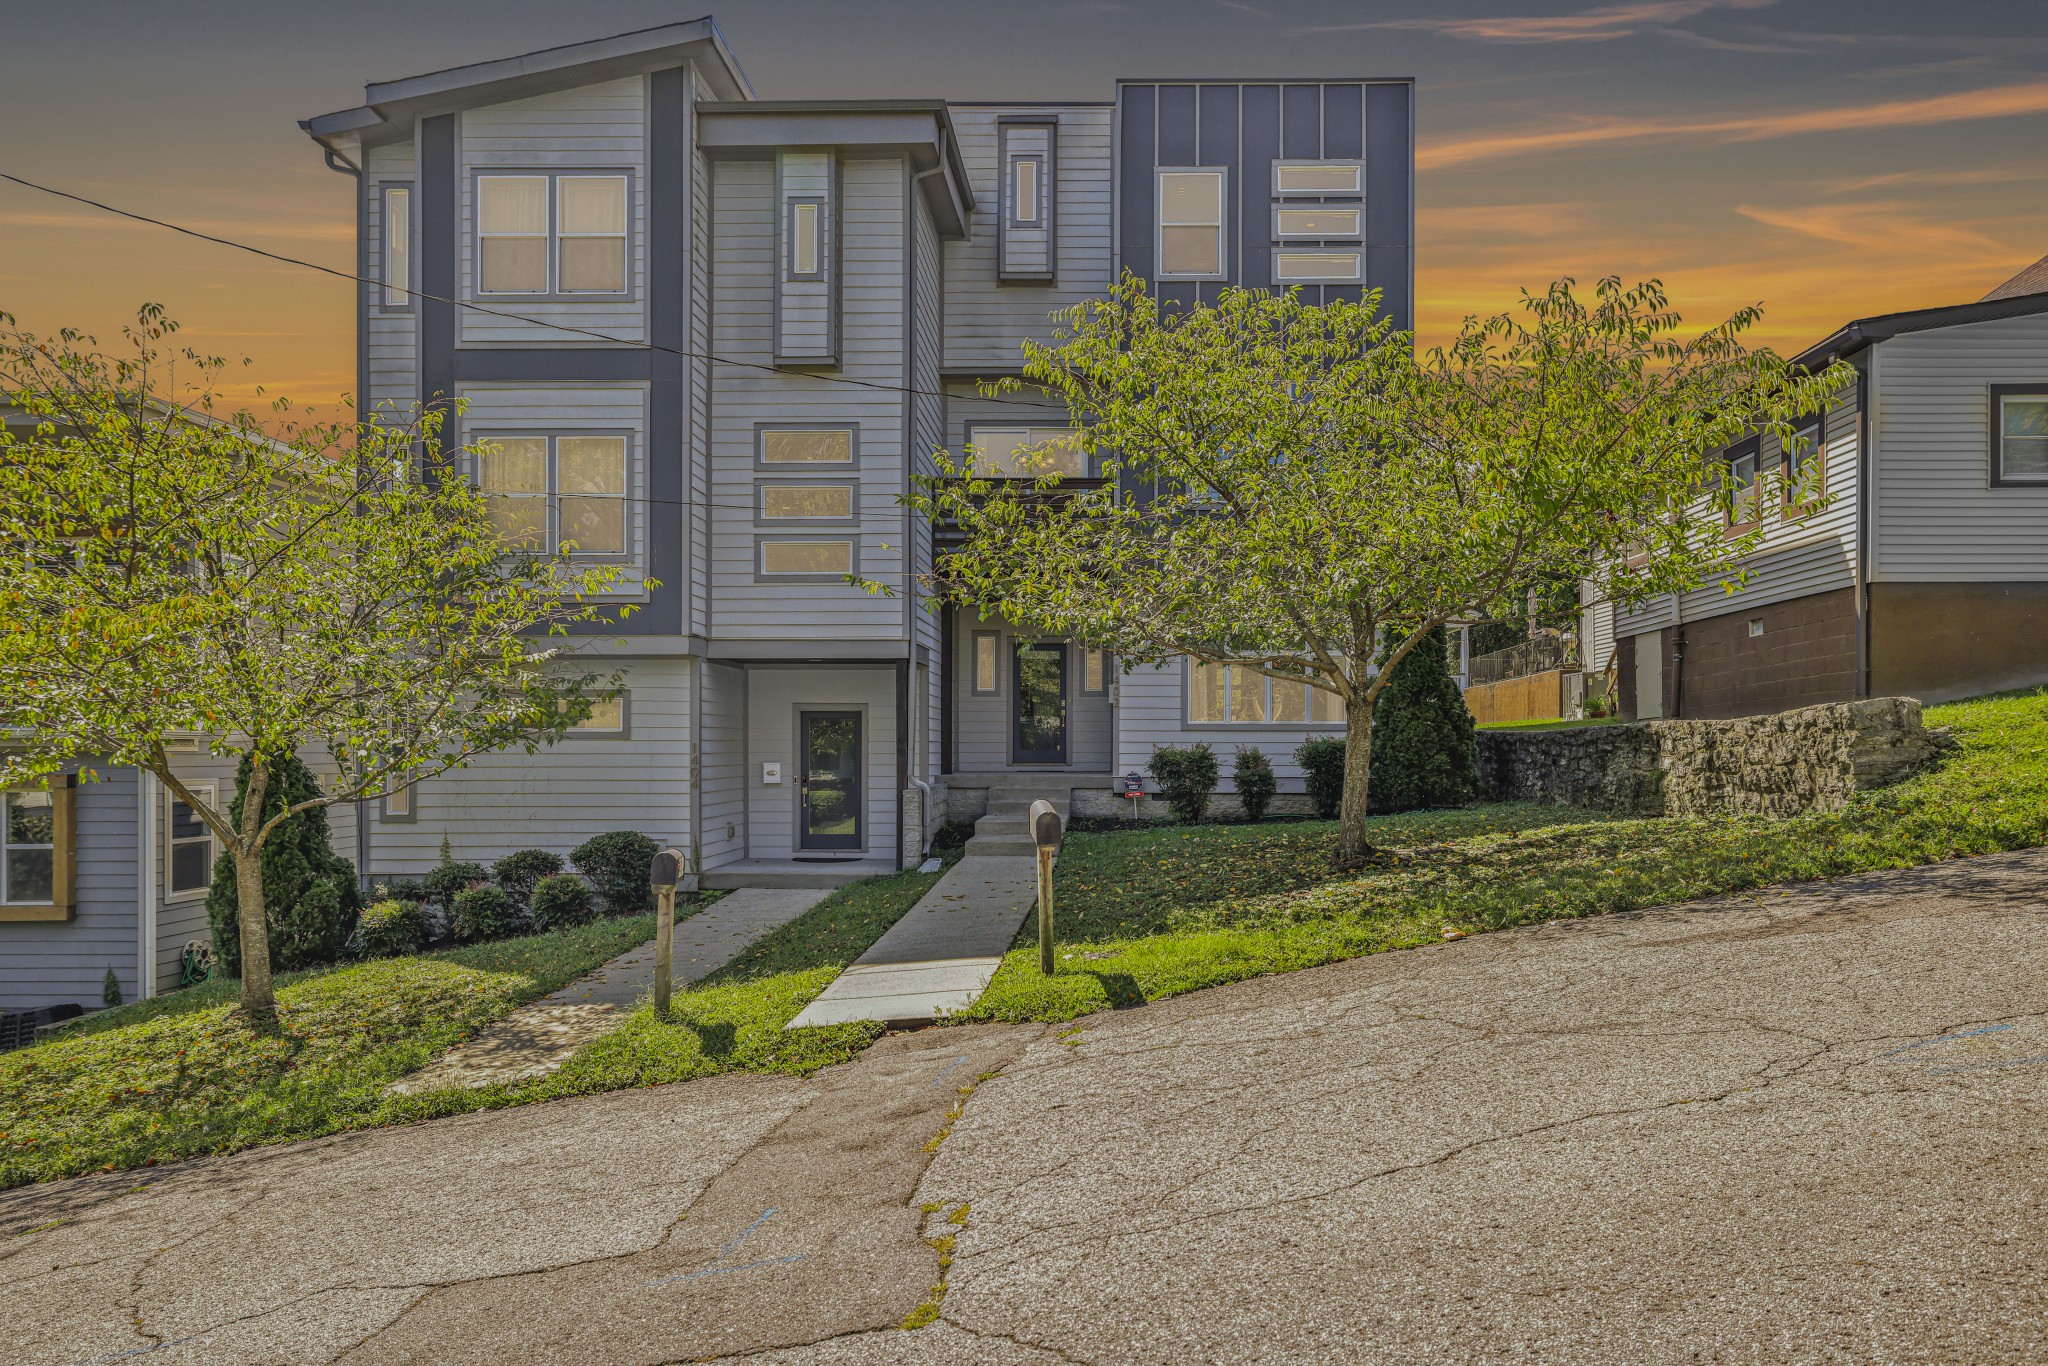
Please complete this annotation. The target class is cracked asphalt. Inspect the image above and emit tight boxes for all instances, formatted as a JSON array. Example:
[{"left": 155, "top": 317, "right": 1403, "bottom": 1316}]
[{"left": 9, "top": 848, "right": 2048, "bottom": 1364}]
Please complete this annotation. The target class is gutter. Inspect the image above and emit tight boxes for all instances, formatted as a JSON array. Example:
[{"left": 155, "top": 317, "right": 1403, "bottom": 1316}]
[{"left": 1853, "top": 354, "right": 1872, "bottom": 699}]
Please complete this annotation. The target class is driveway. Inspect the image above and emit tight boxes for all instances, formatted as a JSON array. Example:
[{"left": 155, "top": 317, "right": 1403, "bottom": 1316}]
[{"left": 10, "top": 848, "right": 2048, "bottom": 1364}]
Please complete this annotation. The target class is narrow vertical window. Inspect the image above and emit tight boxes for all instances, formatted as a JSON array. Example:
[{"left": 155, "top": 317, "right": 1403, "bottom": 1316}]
[
  {"left": 479, "top": 438, "right": 550, "bottom": 549},
  {"left": 556, "top": 436, "right": 627, "bottom": 555},
  {"left": 383, "top": 187, "right": 411, "bottom": 308},
  {"left": 477, "top": 175, "right": 549, "bottom": 294},
  {"left": 557, "top": 176, "right": 628, "bottom": 293},
  {"left": 1784, "top": 418, "right": 1824, "bottom": 509},
  {"left": 1726, "top": 444, "right": 1762, "bottom": 527},
  {"left": 2, "top": 789, "right": 55, "bottom": 904},
  {"left": 1082, "top": 648, "right": 1106, "bottom": 693},
  {"left": 1158, "top": 170, "right": 1225, "bottom": 278},
  {"left": 973, "top": 633, "right": 999, "bottom": 694},
  {"left": 790, "top": 201, "right": 822, "bottom": 279},
  {"left": 1013, "top": 157, "right": 1040, "bottom": 224},
  {"left": 382, "top": 784, "right": 414, "bottom": 821},
  {"left": 166, "top": 788, "right": 215, "bottom": 898}
]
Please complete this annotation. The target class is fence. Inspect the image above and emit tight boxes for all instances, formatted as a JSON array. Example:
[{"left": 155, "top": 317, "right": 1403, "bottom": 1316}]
[{"left": 1467, "top": 634, "right": 1579, "bottom": 688}]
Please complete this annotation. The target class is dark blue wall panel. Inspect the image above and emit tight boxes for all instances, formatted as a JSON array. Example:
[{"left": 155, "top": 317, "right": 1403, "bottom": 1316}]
[
  {"left": 1156, "top": 85, "right": 1198, "bottom": 164},
  {"left": 1118, "top": 86, "right": 1155, "bottom": 279},
  {"left": 1281, "top": 85, "right": 1321, "bottom": 158},
  {"left": 1323, "top": 84, "right": 1364, "bottom": 160}
]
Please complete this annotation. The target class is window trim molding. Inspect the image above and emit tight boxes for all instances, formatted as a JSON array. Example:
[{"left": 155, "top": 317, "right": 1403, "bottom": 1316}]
[
  {"left": 378, "top": 182, "right": 415, "bottom": 313},
  {"left": 971, "top": 630, "right": 1002, "bottom": 697},
  {"left": 1155, "top": 165, "right": 1229, "bottom": 282},
  {"left": 469, "top": 168, "right": 636, "bottom": 303},
  {"left": 1008, "top": 154, "right": 1045, "bottom": 228},
  {"left": 754, "top": 535, "right": 860, "bottom": 584},
  {"left": 163, "top": 781, "right": 218, "bottom": 904},
  {"left": 1270, "top": 203, "right": 1362, "bottom": 243},
  {"left": 1080, "top": 647, "right": 1110, "bottom": 694},
  {"left": 1989, "top": 383, "right": 2048, "bottom": 488},
  {"left": 784, "top": 195, "right": 827, "bottom": 283},
  {"left": 380, "top": 783, "right": 417, "bottom": 824},
  {"left": 1723, "top": 436, "right": 1764, "bottom": 533},
  {"left": 0, "top": 774, "right": 75, "bottom": 921},
  {"left": 1271, "top": 249, "right": 1364, "bottom": 285},
  {"left": 1270, "top": 158, "right": 1365, "bottom": 198},
  {"left": 1781, "top": 412, "right": 1827, "bottom": 516},
  {"left": 962, "top": 422, "right": 1090, "bottom": 480},
  {"left": 1182, "top": 659, "right": 1346, "bottom": 730},
  {"left": 467, "top": 428, "right": 637, "bottom": 564},
  {"left": 565, "top": 691, "right": 633, "bottom": 740},
  {"left": 998, "top": 116, "right": 1059, "bottom": 284},
  {"left": 754, "top": 480, "right": 860, "bottom": 528},
  {"left": 754, "top": 421, "right": 861, "bottom": 472}
]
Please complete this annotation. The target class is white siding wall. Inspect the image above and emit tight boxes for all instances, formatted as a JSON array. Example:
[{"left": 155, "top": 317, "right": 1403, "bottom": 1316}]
[
  {"left": 944, "top": 106, "right": 1114, "bottom": 372},
  {"left": 699, "top": 660, "right": 746, "bottom": 871},
  {"left": 457, "top": 76, "right": 650, "bottom": 347},
  {"left": 452, "top": 381, "right": 653, "bottom": 600},
  {"left": 775, "top": 151, "right": 836, "bottom": 362},
  {"left": 1616, "top": 393, "right": 1861, "bottom": 637},
  {"left": 951, "top": 613, "right": 1113, "bottom": 772},
  {"left": 709, "top": 157, "right": 909, "bottom": 640},
  {"left": 365, "top": 657, "right": 693, "bottom": 878},
  {"left": 744, "top": 666, "right": 898, "bottom": 858},
  {"left": 1871, "top": 313, "right": 2048, "bottom": 582},
  {"left": 1580, "top": 584, "right": 1618, "bottom": 678},
  {"left": 364, "top": 139, "right": 419, "bottom": 422},
  {"left": 1115, "top": 659, "right": 1345, "bottom": 792}
]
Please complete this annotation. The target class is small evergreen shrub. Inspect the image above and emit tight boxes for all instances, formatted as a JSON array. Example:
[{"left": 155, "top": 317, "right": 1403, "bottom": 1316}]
[
  {"left": 1232, "top": 746, "right": 1278, "bottom": 822},
  {"left": 101, "top": 967, "right": 123, "bottom": 1008},
  {"left": 1295, "top": 736, "right": 1347, "bottom": 820},
  {"left": 375, "top": 879, "right": 433, "bottom": 904},
  {"left": 352, "top": 899, "right": 429, "bottom": 958},
  {"left": 527, "top": 874, "right": 595, "bottom": 932},
  {"left": 1148, "top": 744, "right": 1219, "bottom": 824},
  {"left": 571, "top": 830, "right": 661, "bottom": 915},
  {"left": 491, "top": 849, "right": 565, "bottom": 903},
  {"left": 421, "top": 860, "right": 490, "bottom": 908},
  {"left": 1369, "top": 625, "right": 1479, "bottom": 814},
  {"left": 206, "top": 750, "right": 361, "bottom": 975},
  {"left": 449, "top": 883, "right": 515, "bottom": 942}
]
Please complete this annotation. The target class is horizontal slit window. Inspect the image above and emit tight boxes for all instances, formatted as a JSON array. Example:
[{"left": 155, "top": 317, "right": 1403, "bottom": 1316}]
[
  {"left": 1274, "top": 207, "right": 1360, "bottom": 240},
  {"left": 760, "top": 428, "right": 854, "bottom": 465},
  {"left": 1273, "top": 161, "right": 1362, "bottom": 195},
  {"left": 761, "top": 485, "right": 854, "bottom": 520},
  {"left": 967, "top": 427, "right": 1085, "bottom": 478},
  {"left": 1273, "top": 251, "right": 1362, "bottom": 283},
  {"left": 761, "top": 540, "right": 854, "bottom": 576}
]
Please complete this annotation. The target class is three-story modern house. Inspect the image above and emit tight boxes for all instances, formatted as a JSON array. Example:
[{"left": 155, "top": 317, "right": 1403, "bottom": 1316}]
[{"left": 295, "top": 16, "right": 1415, "bottom": 888}]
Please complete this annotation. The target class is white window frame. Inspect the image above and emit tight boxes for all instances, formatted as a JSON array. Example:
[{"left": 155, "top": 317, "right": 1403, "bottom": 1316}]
[
  {"left": 1726, "top": 440, "right": 1763, "bottom": 528},
  {"left": 1272, "top": 250, "right": 1363, "bottom": 284},
  {"left": 1156, "top": 167, "right": 1228, "bottom": 281},
  {"left": 164, "top": 783, "right": 217, "bottom": 903},
  {"left": 1782, "top": 416, "right": 1825, "bottom": 511},
  {"left": 472, "top": 431, "right": 634, "bottom": 562},
  {"left": 756, "top": 537, "right": 857, "bottom": 582},
  {"left": 1271, "top": 159, "right": 1364, "bottom": 197},
  {"left": 1992, "top": 388, "right": 2048, "bottom": 486},
  {"left": 786, "top": 198, "right": 826, "bottom": 282},
  {"left": 1271, "top": 204, "right": 1362, "bottom": 242},
  {"left": 1010, "top": 155, "right": 1043, "bottom": 227},
  {"left": 963, "top": 424, "right": 1089, "bottom": 479},
  {"left": 473, "top": 169, "right": 633, "bottom": 300},
  {"left": 1187, "top": 659, "right": 1345, "bottom": 728},
  {"left": 1, "top": 787, "right": 60, "bottom": 907},
  {"left": 381, "top": 185, "right": 413, "bottom": 311}
]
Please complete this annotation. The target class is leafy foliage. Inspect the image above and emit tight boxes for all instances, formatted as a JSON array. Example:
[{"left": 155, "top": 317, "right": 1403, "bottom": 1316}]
[
  {"left": 449, "top": 883, "right": 516, "bottom": 942},
  {"left": 353, "top": 899, "right": 430, "bottom": 959},
  {"left": 1232, "top": 746, "right": 1278, "bottom": 822},
  {"left": 1295, "top": 737, "right": 1347, "bottom": 820},
  {"left": 1367, "top": 626, "right": 1478, "bottom": 814},
  {"left": 421, "top": 861, "right": 490, "bottom": 909},
  {"left": 914, "top": 275, "right": 1853, "bottom": 863},
  {"left": 205, "top": 752, "right": 360, "bottom": 976},
  {"left": 1148, "top": 744, "right": 1219, "bottom": 824},
  {"left": 527, "top": 874, "right": 594, "bottom": 933},
  {"left": 101, "top": 968, "right": 123, "bottom": 1009},
  {"left": 571, "top": 831, "right": 662, "bottom": 916},
  {"left": 491, "top": 849, "right": 565, "bottom": 904}
]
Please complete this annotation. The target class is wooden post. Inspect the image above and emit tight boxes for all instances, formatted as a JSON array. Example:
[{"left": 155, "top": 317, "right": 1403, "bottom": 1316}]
[
  {"left": 1029, "top": 799, "right": 1062, "bottom": 975},
  {"left": 649, "top": 848, "right": 684, "bottom": 1019}
]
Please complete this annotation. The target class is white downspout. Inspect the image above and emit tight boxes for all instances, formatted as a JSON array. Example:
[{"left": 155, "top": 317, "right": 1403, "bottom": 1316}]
[{"left": 137, "top": 768, "right": 158, "bottom": 1000}]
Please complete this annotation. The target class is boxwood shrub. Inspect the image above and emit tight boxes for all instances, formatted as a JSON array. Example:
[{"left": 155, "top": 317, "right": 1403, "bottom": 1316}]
[
  {"left": 449, "top": 883, "right": 515, "bottom": 942},
  {"left": 352, "top": 899, "right": 430, "bottom": 958},
  {"left": 1148, "top": 743, "right": 1219, "bottom": 824},
  {"left": 491, "top": 848, "right": 565, "bottom": 903},
  {"left": 571, "top": 831, "right": 661, "bottom": 915},
  {"left": 527, "top": 874, "right": 595, "bottom": 933}
]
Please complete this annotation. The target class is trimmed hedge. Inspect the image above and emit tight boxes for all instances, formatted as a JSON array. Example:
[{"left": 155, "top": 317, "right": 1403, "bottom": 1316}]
[
  {"left": 492, "top": 849, "right": 565, "bottom": 903},
  {"left": 1294, "top": 736, "right": 1346, "bottom": 820},
  {"left": 571, "top": 831, "right": 661, "bottom": 915},
  {"left": 1148, "top": 744, "right": 1219, "bottom": 824},
  {"left": 1233, "top": 746, "right": 1278, "bottom": 822},
  {"left": 528, "top": 874, "right": 595, "bottom": 933},
  {"left": 422, "top": 860, "right": 489, "bottom": 908},
  {"left": 353, "top": 899, "right": 430, "bottom": 958},
  {"left": 449, "top": 883, "right": 516, "bottom": 942}
]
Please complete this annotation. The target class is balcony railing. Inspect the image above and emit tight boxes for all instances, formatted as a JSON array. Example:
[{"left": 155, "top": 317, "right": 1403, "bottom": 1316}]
[{"left": 1467, "top": 634, "right": 1579, "bottom": 688}]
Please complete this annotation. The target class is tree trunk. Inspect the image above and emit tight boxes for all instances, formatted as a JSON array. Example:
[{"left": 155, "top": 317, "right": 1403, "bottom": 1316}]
[
  {"left": 1336, "top": 675, "right": 1377, "bottom": 870},
  {"left": 236, "top": 761, "right": 278, "bottom": 1032}
]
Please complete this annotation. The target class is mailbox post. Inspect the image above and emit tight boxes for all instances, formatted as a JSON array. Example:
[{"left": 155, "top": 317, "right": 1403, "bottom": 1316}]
[
  {"left": 1029, "top": 799, "right": 1063, "bottom": 975},
  {"left": 649, "top": 847, "right": 685, "bottom": 1018}
]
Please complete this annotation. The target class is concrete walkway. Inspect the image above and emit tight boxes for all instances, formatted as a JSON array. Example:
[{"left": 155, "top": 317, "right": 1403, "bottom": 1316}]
[
  {"left": 392, "top": 887, "right": 828, "bottom": 1093},
  {"left": 787, "top": 856, "right": 1038, "bottom": 1029}
]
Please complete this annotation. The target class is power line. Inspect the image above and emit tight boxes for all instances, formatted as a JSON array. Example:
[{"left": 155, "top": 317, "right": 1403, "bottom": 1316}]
[{"left": 0, "top": 170, "right": 1074, "bottom": 412}]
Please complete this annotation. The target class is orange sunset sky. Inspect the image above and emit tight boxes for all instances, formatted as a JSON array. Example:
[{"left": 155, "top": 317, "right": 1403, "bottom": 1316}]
[{"left": 3, "top": 0, "right": 2045, "bottom": 418}]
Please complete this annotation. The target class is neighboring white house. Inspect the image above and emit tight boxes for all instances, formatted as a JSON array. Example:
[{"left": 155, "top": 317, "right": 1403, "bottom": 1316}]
[{"left": 1583, "top": 257, "right": 2048, "bottom": 719}]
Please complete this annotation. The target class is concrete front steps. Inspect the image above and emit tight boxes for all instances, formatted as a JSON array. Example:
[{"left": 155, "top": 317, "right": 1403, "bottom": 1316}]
[
  {"left": 699, "top": 857, "right": 898, "bottom": 891},
  {"left": 946, "top": 771, "right": 1112, "bottom": 857},
  {"left": 965, "top": 795, "right": 1071, "bottom": 856}
]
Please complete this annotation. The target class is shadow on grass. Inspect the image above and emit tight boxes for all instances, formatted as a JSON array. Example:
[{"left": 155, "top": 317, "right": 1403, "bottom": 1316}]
[
  {"left": 687, "top": 1019, "right": 738, "bottom": 1059},
  {"left": 1086, "top": 971, "right": 1145, "bottom": 1010}
]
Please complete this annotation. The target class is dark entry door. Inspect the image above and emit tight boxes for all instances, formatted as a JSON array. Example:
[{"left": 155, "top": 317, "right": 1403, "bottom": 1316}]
[
  {"left": 1012, "top": 643, "right": 1070, "bottom": 763},
  {"left": 799, "top": 711, "right": 862, "bottom": 850}
]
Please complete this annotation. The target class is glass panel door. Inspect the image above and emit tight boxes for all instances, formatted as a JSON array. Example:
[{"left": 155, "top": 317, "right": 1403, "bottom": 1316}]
[
  {"left": 799, "top": 711, "right": 862, "bottom": 850},
  {"left": 1012, "top": 644, "right": 1070, "bottom": 763}
]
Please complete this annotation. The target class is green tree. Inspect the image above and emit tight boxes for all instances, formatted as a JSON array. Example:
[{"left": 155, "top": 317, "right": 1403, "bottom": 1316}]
[
  {"left": 919, "top": 275, "right": 1849, "bottom": 867},
  {"left": 0, "top": 307, "right": 639, "bottom": 1028},
  {"left": 205, "top": 751, "right": 360, "bottom": 974},
  {"left": 1368, "top": 626, "right": 1477, "bottom": 814}
]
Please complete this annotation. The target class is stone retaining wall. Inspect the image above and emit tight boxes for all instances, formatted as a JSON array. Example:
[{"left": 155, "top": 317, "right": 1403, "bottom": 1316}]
[{"left": 1477, "top": 697, "right": 1950, "bottom": 818}]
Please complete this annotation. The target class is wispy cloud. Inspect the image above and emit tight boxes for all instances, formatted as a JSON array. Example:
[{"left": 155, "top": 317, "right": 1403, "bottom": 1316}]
[
  {"left": 1732, "top": 201, "right": 2015, "bottom": 260},
  {"left": 1817, "top": 163, "right": 2048, "bottom": 194},
  {"left": 1297, "top": 0, "right": 1774, "bottom": 44},
  {"left": 1419, "top": 79, "right": 2048, "bottom": 169}
]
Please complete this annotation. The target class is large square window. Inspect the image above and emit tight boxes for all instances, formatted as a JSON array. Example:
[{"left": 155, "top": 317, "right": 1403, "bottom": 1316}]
[
  {"left": 475, "top": 172, "right": 629, "bottom": 297},
  {"left": 476, "top": 434, "right": 628, "bottom": 558}
]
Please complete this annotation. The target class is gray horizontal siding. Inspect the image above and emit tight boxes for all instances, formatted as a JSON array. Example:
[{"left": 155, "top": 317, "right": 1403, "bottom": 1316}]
[
  {"left": 1872, "top": 313, "right": 2048, "bottom": 582},
  {"left": 699, "top": 660, "right": 746, "bottom": 871},
  {"left": 944, "top": 106, "right": 1113, "bottom": 373},
  {"left": 0, "top": 765, "right": 138, "bottom": 1012},
  {"left": 365, "top": 139, "right": 419, "bottom": 421},
  {"left": 456, "top": 76, "right": 650, "bottom": 347},
  {"left": 1115, "top": 659, "right": 1342, "bottom": 791},
  {"left": 745, "top": 665, "right": 899, "bottom": 858},
  {"left": 951, "top": 614, "right": 1111, "bottom": 772}
]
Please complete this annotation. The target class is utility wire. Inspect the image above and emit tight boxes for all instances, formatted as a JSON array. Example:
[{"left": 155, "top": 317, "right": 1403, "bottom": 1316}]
[{"left": 0, "top": 170, "right": 1075, "bottom": 412}]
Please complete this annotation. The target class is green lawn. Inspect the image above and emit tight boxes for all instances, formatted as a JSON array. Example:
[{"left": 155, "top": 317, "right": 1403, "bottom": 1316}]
[{"left": 9, "top": 689, "right": 2046, "bottom": 1190}]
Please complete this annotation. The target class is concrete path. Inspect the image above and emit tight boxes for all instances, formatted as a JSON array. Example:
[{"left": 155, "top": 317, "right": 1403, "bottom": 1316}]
[
  {"left": 392, "top": 887, "right": 827, "bottom": 1093},
  {"left": 787, "top": 856, "right": 1037, "bottom": 1029},
  {"left": 14, "top": 847, "right": 2048, "bottom": 1363}
]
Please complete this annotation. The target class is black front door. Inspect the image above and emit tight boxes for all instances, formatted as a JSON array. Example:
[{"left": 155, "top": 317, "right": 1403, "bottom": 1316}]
[
  {"left": 799, "top": 711, "right": 862, "bottom": 850},
  {"left": 1012, "top": 643, "right": 1070, "bottom": 764}
]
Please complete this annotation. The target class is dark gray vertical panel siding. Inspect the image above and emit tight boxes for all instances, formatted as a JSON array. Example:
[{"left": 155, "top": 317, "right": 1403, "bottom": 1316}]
[
  {"left": 1323, "top": 84, "right": 1363, "bottom": 159},
  {"left": 1197, "top": 85, "right": 1240, "bottom": 291},
  {"left": 1155, "top": 85, "right": 1197, "bottom": 164},
  {"left": 1118, "top": 85, "right": 1155, "bottom": 280},
  {"left": 640, "top": 66, "right": 688, "bottom": 636},
  {"left": 1365, "top": 82, "right": 1414, "bottom": 331},
  {"left": 1281, "top": 85, "right": 1321, "bottom": 158},
  {"left": 1239, "top": 85, "right": 1279, "bottom": 293},
  {"left": 420, "top": 115, "right": 456, "bottom": 414}
]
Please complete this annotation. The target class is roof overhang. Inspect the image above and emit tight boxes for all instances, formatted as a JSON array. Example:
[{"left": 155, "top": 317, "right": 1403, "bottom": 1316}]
[
  {"left": 1792, "top": 289, "right": 2048, "bottom": 371},
  {"left": 300, "top": 17, "right": 753, "bottom": 167},
  {"left": 697, "top": 101, "right": 975, "bottom": 238}
]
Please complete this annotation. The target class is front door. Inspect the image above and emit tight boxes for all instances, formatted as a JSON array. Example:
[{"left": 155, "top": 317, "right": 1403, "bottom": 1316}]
[
  {"left": 799, "top": 711, "right": 862, "bottom": 850},
  {"left": 1012, "top": 643, "right": 1070, "bottom": 764}
]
